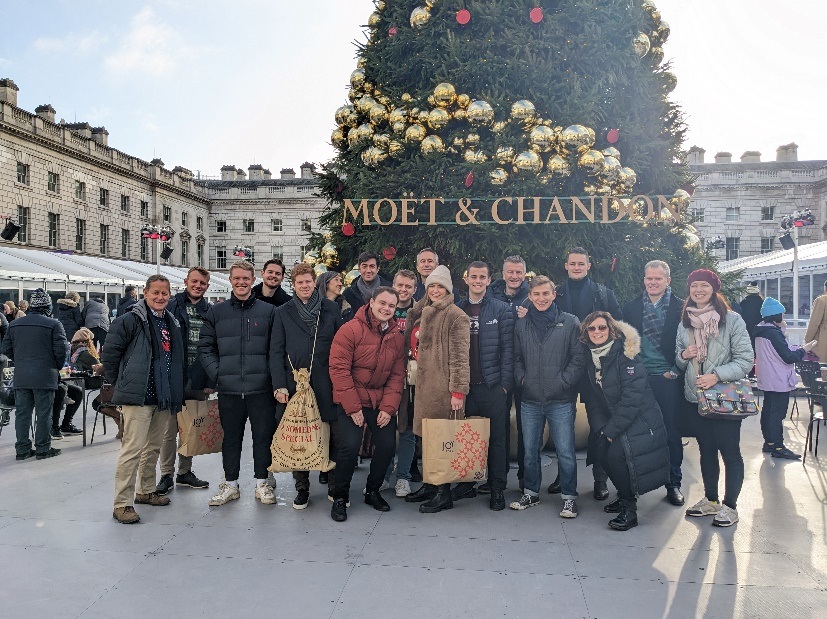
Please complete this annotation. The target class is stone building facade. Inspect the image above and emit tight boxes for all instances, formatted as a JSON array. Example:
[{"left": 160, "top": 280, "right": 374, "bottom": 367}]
[{"left": 689, "top": 144, "right": 827, "bottom": 260}]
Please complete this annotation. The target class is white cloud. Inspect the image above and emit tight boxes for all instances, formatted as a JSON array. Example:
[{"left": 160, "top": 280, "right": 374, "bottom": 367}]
[
  {"left": 34, "top": 32, "right": 105, "bottom": 55},
  {"left": 104, "top": 7, "right": 207, "bottom": 76},
  {"left": 0, "top": 57, "right": 11, "bottom": 68}
]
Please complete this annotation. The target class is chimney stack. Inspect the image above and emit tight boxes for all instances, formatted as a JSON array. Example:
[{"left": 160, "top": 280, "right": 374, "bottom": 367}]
[
  {"left": 740, "top": 151, "right": 761, "bottom": 163},
  {"left": 91, "top": 126, "right": 109, "bottom": 146},
  {"left": 300, "top": 162, "right": 315, "bottom": 179},
  {"left": 0, "top": 78, "right": 19, "bottom": 106},
  {"left": 280, "top": 168, "right": 296, "bottom": 180},
  {"left": 235, "top": 168, "right": 246, "bottom": 181},
  {"left": 714, "top": 152, "right": 732, "bottom": 164},
  {"left": 220, "top": 165, "right": 236, "bottom": 181},
  {"left": 35, "top": 104, "right": 56, "bottom": 123},
  {"left": 776, "top": 143, "right": 799, "bottom": 162},
  {"left": 687, "top": 145, "right": 705, "bottom": 165},
  {"left": 248, "top": 164, "right": 264, "bottom": 180},
  {"left": 262, "top": 168, "right": 272, "bottom": 180}
]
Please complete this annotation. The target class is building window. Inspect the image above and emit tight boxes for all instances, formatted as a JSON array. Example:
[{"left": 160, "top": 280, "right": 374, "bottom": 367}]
[
  {"left": 196, "top": 216, "right": 203, "bottom": 232},
  {"left": 272, "top": 247, "right": 283, "bottom": 261},
  {"left": 216, "top": 248, "right": 227, "bottom": 270},
  {"left": 216, "top": 220, "right": 227, "bottom": 233},
  {"left": 182, "top": 212, "right": 189, "bottom": 228},
  {"left": 163, "top": 205, "right": 171, "bottom": 223},
  {"left": 121, "top": 228, "right": 129, "bottom": 258},
  {"left": 99, "top": 224, "right": 109, "bottom": 254},
  {"left": 196, "top": 243, "right": 204, "bottom": 267},
  {"left": 761, "top": 205, "right": 775, "bottom": 221},
  {"left": 299, "top": 245, "right": 307, "bottom": 257},
  {"left": 689, "top": 207, "right": 704, "bottom": 222},
  {"left": 181, "top": 240, "right": 189, "bottom": 265},
  {"left": 120, "top": 195, "right": 129, "bottom": 212},
  {"left": 760, "top": 238, "right": 774, "bottom": 254},
  {"left": 75, "top": 180, "right": 86, "bottom": 201},
  {"left": 140, "top": 236, "right": 149, "bottom": 261},
  {"left": 16, "top": 162, "right": 29, "bottom": 185},
  {"left": 48, "top": 213, "right": 60, "bottom": 247},
  {"left": 48, "top": 171, "right": 60, "bottom": 193},
  {"left": 140, "top": 200, "right": 149, "bottom": 218},
  {"left": 75, "top": 218, "right": 86, "bottom": 252},
  {"left": 725, "top": 237, "right": 740, "bottom": 261},
  {"left": 272, "top": 218, "right": 283, "bottom": 232},
  {"left": 243, "top": 219, "right": 255, "bottom": 233},
  {"left": 17, "top": 206, "right": 30, "bottom": 243},
  {"left": 99, "top": 188, "right": 109, "bottom": 208},
  {"left": 301, "top": 218, "right": 311, "bottom": 233},
  {"left": 725, "top": 207, "right": 740, "bottom": 222}
]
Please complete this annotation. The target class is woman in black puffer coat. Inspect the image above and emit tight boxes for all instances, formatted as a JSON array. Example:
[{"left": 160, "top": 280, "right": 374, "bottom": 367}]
[{"left": 581, "top": 312, "right": 670, "bottom": 531}]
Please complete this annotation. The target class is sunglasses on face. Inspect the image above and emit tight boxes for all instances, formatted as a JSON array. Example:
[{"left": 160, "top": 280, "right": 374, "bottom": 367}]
[{"left": 587, "top": 324, "right": 609, "bottom": 332}]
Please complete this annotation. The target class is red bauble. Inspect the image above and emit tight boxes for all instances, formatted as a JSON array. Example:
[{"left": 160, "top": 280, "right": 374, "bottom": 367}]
[
  {"left": 335, "top": 182, "right": 344, "bottom": 194},
  {"left": 342, "top": 222, "right": 355, "bottom": 237},
  {"left": 382, "top": 246, "right": 397, "bottom": 260},
  {"left": 529, "top": 7, "right": 544, "bottom": 23},
  {"left": 464, "top": 171, "right": 475, "bottom": 187},
  {"left": 456, "top": 9, "right": 471, "bottom": 25},
  {"left": 388, "top": 26, "right": 398, "bottom": 37},
  {"left": 607, "top": 128, "right": 620, "bottom": 144}
]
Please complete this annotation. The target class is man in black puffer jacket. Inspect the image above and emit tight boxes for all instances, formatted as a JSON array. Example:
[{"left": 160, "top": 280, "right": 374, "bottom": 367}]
[
  {"left": 199, "top": 261, "right": 278, "bottom": 508},
  {"left": 103, "top": 275, "right": 185, "bottom": 524},
  {"left": 56, "top": 292, "right": 83, "bottom": 343}
]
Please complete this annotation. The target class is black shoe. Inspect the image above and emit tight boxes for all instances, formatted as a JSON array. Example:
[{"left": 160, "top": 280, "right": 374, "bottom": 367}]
[
  {"left": 604, "top": 496, "right": 622, "bottom": 513},
  {"left": 547, "top": 477, "right": 561, "bottom": 494},
  {"left": 666, "top": 487, "right": 685, "bottom": 506},
  {"left": 477, "top": 482, "right": 491, "bottom": 494},
  {"left": 364, "top": 490, "right": 391, "bottom": 512},
  {"left": 50, "top": 428, "right": 64, "bottom": 440},
  {"left": 608, "top": 500, "right": 638, "bottom": 531},
  {"left": 36, "top": 448, "right": 61, "bottom": 460},
  {"left": 405, "top": 483, "right": 437, "bottom": 503},
  {"left": 593, "top": 480, "right": 609, "bottom": 501},
  {"left": 16, "top": 449, "right": 36, "bottom": 461},
  {"left": 318, "top": 471, "right": 329, "bottom": 485},
  {"left": 771, "top": 446, "right": 801, "bottom": 460},
  {"left": 331, "top": 497, "right": 348, "bottom": 522},
  {"left": 450, "top": 482, "right": 477, "bottom": 501},
  {"left": 1, "top": 410, "right": 10, "bottom": 426},
  {"left": 489, "top": 489, "right": 506, "bottom": 511},
  {"left": 176, "top": 471, "right": 209, "bottom": 489},
  {"left": 409, "top": 461, "right": 423, "bottom": 484},
  {"left": 762, "top": 442, "right": 775, "bottom": 453},
  {"left": 419, "top": 487, "right": 453, "bottom": 513},
  {"left": 293, "top": 490, "right": 310, "bottom": 510},
  {"left": 60, "top": 424, "right": 83, "bottom": 435},
  {"left": 156, "top": 474, "right": 174, "bottom": 495}
]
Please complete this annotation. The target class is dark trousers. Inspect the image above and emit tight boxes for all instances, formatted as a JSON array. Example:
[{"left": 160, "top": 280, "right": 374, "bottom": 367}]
[
  {"left": 648, "top": 374, "right": 685, "bottom": 488},
  {"left": 597, "top": 437, "right": 634, "bottom": 500},
  {"left": 696, "top": 417, "right": 744, "bottom": 509},
  {"left": 290, "top": 416, "right": 341, "bottom": 495},
  {"left": 218, "top": 392, "right": 277, "bottom": 481},
  {"left": 760, "top": 391, "right": 790, "bottom": 446},
  {"left": 52, "top": 383, "right": 83, "bottom": 429},
  {"left": 91, "top": 327, "right": 107, "bottom": 351},
  {"left": 504, "top": 385, "right": 524, "bottom": 481},
  {"left": 582, "top": 385, "right": 608, "bottom": 484},
  {"left": 466, "top": 383, "right": 508, "bottom": 490},
  {"left": 15, "top": 388, "right": 55, "bottom": 455},
  {"left": 332, "top": 406, "right": 396, "bottom": 500}
]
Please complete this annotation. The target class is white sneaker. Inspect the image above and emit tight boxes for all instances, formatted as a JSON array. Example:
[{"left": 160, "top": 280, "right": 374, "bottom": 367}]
[
  {"left": 362, "top": 480, "right": 391, "bottom": 495},
  {"left": 712, "top": 505, "right": 739, "bottom": 527},
  {"left": 685, "top": 497, "right": 720, "bottom": 517},
  {"left": 209, "top": 481, "right": 240, "bottom": 506},
  {"left": 266, "top": 472, "right": 277, "bottom": 488},
  {"left": 255, "top": 481, "right": 276, "bottom": 504},
  {"left": 395, "top": 479, "right": 411, "bottom": 497},
  {"left": 560, "top": 498, "right": 578, "bottom": 518}
]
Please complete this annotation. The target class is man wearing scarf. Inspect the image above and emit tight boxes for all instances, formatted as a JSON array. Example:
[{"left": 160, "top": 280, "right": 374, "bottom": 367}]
[
  {"left": 103, "top": 275, "right": 185, "bottom": 524},
  {"left": 342, "top": 251, "right": 391, "bottom": 321},
  {"left": 622, "top": 260, "right": 686, "bottom": 506}
]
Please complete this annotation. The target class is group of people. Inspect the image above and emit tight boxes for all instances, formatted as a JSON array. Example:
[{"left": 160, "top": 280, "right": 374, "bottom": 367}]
[{"left": 3, "top": 246, "right": 822, "bottom": 532}]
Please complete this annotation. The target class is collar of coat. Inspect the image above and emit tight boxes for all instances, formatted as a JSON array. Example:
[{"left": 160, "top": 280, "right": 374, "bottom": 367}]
[
  {"left": 356, "top": 304, "right": 397, "bottom": 334},
  {"left": 600, "top": 321, "right": 642, "bottom": 360},
  {"left": 230, "top": 293, "right": 257, "bottom": 309},
  {"left": 57, "top": 298, "right": 78, "bottom": 308}
]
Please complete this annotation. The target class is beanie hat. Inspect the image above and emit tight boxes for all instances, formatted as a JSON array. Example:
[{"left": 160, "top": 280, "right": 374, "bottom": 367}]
[
  {"left": 29, "top": 288, "right": 52, "bottom": 313},
  {"left": 425, "top": 264, "right": 453, "bottom": 294},
  {"left": 686, "top": 269, "right": 721, "bottom": 293},
  {"left": 760, "top": 297, "right": 785, "bottom": 318},
  {"left": 315, "top": 270, "right": 340, "bottom": 295},
  {"left": 71, "top": 327, "right": 95, "bottom": 344},
  {"left": 745, "top": 284, "right": 760, "bottom": 295}
]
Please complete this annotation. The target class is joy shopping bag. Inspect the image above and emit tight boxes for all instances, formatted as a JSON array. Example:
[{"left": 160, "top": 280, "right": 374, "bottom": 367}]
[
  {"left": 422, "top": 416, "right": 490, "bottom": 485},
  {"left": 177, "top": 398, "right": 224, "bottom": 457}
]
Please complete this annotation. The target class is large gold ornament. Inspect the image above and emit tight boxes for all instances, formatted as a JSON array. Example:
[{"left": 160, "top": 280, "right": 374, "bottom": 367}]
[
  {"left": 657, "top": 21, "right": 670, "bottom": 42},
  {"left": 510, "top": 100, "right": 537, "bottom": 126},
  {"left": 463, "top": 149, "right": 487, "bottom": 163},
  {"left": 368, "top": 103, "right": 388, "bottom": 124},
  {"left": 417, "top": 110, "right": 430, "bottom": 124},
  {"left": 335, "top": 104, "right": 356, "bottom": 126},
  {"left": 350, "top": 69, "right": 366, "bottom": 89},
  {"left": 490, "top": 168, "right": 509, "bottom": 185},
  {"left": 670, "top": 189, "right": 691, "bottom": 212},
  {"left": 602, "top": 155, "right": 621, "bottom": 182},
  {"left": 578, "top": 149, "right": 606, "bottom": 175},
  {"left": 602, "top": 146, "right": 621, "bottom": 160},
  {"left": 344, "top": 269, "right": 360, "bottom": 286},
  {"left": 513, "top": 150, "right": 542, "bottom": 174},
  {"left": 401, "top": 93, "right": 412, "bottom": 103},
  {"left": 347, "top": 127, "right": 360, "bottom": 148},
  {"left": 373, "top": 133, "right": 390, "bottom": 149},
  {"left": 303, "top": 251, "right": 320, "bottom": 266},
  {"left": 466, "top": 100, "right": 495, "bottom": 127},
  {"left": 389, "top": 107, "right": 406, "bottom": 126},
  {"left": 355, "top": 123, "right": 374, "bottom": 142},
  {"left": 453, "top": 108, "right": 467, "bottom": 121},
  {"left": 321, "top": 242, "right": 338, "bottom": 261},
  {"left": 633, "top": 33, "right": 651, "bottom": 57},
  {"left": 650, "top": 47, "right": 664, "bottom": 64},
  {"left": 361, "top": 146, "right": 387, "bottom": 167},
  {"left": 560, "top": 125, "right": 594, "bottom": 150},
  {"left": 433, "top": 83, "right": 457, "bottom": 108},
  {"left": 465, "top": 132, "right": 480, "bottom": 147},
  {"left": 368, "top": 11, "right": 381, "bottom": 27},
  {"left": 388, "top": 141, "right": 404, "bottom": 158},
  {"left": 529, "top": 125, "right": 555, "bottom": 152},
  {"left": 420, "top": 135, "right": 445, "bottom": 154},
  {"left": 314, "top": 263, "right": 329, "bottom": 276},
  {"left": 410, "top": 6, "right": 431, "bottom": 29},
  {"left": 546, "top": 154, "right": 571, "bottom": 177},
  {"left": 456, "top": 94, "right": 471, "bottom": 109},
  {"left": 661, "top": 72, "right": 677, "bottom": 92},
  {"left": 618, "top": 167, "right": 637, "bottom": 191},
  {"left": 495, "top": 146, "right": 515, "bottom": 164},
  {"left": 356, "top": 95, "right": 378, "bottom": 115},
  {"left": 331, "top": 128, "right": 346, "bottom": 148},
  {"left": 405, "top": 123, "right": 426, "bottom": 143},
  {"left": 427, "top": 107, "right": 450, "bottom": 130}
]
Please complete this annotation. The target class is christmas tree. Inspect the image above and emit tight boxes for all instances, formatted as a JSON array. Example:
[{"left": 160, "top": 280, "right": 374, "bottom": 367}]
[{"left": 315, "top": 0, "right": 718, "bottom": 300}]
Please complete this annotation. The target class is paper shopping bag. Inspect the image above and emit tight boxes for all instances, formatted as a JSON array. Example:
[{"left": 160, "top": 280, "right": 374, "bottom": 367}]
[
  {"left": 177, "top": 399, "right": 224, "bottom": 457},
  {"left": 422, "top": 417, "right": 490, "bottom": 485},
  {"left": 269, "top": 368, "right": 336, "bottom": 473}
]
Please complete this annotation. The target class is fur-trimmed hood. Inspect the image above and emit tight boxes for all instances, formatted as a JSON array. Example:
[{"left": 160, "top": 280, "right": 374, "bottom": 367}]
[
  {"left": 57, "top": 298, "right": 78, "bottom": 308},
  {"left": 615, "top": 320, "right": 641, "bottom": 359}
]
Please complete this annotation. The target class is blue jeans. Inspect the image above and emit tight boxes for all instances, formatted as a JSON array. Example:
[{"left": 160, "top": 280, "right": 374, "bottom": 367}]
[
  {"left": 15, "top": 388, "right": 55, "bottom": 455},
  {"left": 521, "top": 401, "right": 578, "bottom": 499},
  {"left": 386, "top": 427, "right": 416, "bottom": 483}
]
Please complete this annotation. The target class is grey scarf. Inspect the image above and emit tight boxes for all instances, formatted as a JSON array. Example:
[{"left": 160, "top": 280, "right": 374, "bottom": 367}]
[
  {"left": 356, "top": 275, "right": 381, "bottom": 303},
  {"left": 589, "top": 340, "right": 614, "bottom": 386},
  {"left": 296, "top": 288, "right": 322, "bottom": 334}
]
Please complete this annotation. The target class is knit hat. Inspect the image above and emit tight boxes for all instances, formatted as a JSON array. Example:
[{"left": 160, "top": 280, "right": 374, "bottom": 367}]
[
  {"left": 315, "top": 270, "right": 341, "bottom": 295},
  {"left": 71, "top": 327, "right": 95, "bottom": 343},
  {"left": 425, "top": 264, "right": 453, "bottom": 294},
  {"left": 29, "top": 288, "right": 52, "bottom": 313},
  {"left": 686, "top": 269, "right": 721, "bottom": 293},
  {"left": 760, "top": 297, "right": 785, "bottom": 318},
  {"left": 745, "top": 285, "right": 760, "bottom": 295}
]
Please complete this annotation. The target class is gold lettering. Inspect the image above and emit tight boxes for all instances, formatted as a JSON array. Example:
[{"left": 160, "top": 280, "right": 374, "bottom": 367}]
[
  {"left": 571, "top": 196, "right": 596, "bottom": 223},
  {"left": 455, "top": 198, "right": 480, "bottom": 225},
  {"left": 491, "top": 197, "right": 513, "bottom": 224},
  {"left": 400, "top": 194, "right": 419, "bottom": 225},
  {"left": 423, "top": 197, "right": 443, "bottom": 225},
  {"left": 373, "top": 198, "right": 398, "bottom": 226},
  {"left": 601, "top": 197, "right": 627, "bottom": 223},
  {"left": 657, "top": 194, "right": 679, "bottom": 220},
  {"left": 343, "top": 199, "right": 370, "bottom": 225},
  {"left": 543, "top": 197, "right": 568, "bottom": 223},
  {"left": 517, "top": 197, "right": 541, "bottom": 224}
]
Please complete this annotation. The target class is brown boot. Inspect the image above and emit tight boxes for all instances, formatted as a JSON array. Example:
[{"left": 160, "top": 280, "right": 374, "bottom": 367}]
[
  {"left": 113, "top": 506, "right": 141, "bottom": 524},
  {"left": 135, "top": 492, "right": 171, "bottom": 506}
]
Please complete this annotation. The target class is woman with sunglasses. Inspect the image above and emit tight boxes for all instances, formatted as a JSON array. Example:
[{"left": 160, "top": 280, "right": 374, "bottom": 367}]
[{"left": 580, "top": 312, "right": 669, "bottom": 530}]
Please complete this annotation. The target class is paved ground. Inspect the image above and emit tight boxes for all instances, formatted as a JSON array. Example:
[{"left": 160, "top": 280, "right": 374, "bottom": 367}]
[{"left": 0, "top": 399, "right": 825, "bottom": 619}]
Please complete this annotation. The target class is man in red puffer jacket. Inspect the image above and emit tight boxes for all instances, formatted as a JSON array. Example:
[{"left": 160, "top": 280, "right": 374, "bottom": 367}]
[{"left": 328, "top": 286, "right": 406, "bottom": 522}]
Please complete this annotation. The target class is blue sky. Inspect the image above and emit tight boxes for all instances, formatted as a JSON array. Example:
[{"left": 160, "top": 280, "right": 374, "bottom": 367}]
[{"left": 1, "top": 0, "right": 825, "bottom": 176}]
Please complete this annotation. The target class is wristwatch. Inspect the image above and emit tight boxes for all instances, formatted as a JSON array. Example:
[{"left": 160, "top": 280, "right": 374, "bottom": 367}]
[{"left": 667, "top": 370, "right": 678, "bottom": 379}]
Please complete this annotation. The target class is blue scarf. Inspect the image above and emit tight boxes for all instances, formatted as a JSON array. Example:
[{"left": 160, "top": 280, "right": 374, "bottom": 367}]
[
  {"left": 642, "top": 286, "right": 671, "bottom": 355},
  {"left": 528, "top": 303, "right": 559, "bottom": 340}
]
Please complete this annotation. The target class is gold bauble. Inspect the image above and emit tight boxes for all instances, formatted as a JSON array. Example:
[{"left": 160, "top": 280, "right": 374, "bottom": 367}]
[
  {"left": 321, "top": 242, "right": 337, "bottom": 259},
  {"left": 466, "top": 100, "right": 495, "bottom": 127},
  {"left": 409, "top": 107, "right": 421, "bottom": 120},
  {"left": 633, "top": 33, "right": 651, "bottom": 57},
  {"left": 560, "top": 124, "right": 594, "bottom": 150},
  {"left": 347, "top": 127, "right": 360, "bottom": 147},
  {"left": 513, "top": 150, "right": 542, "bottom": 174},
  {"left": 465, "top": 132, "right": 480, "bottom": 147},
  {"left": 401, "top": 92, "right": 412, "bottom": 103},
  {"left": 537, "top": 172, "right": 553, "bottom": 185},
  {"left": 578, "top": 149, "right": 606, "bottom": 175},
  {"left": 427, "top": 94, "right": 436, "bottom": 107},
  {"left": 670, "top": 189, "right": 691, "bottom": 212},
  {"left": 356, "top": 95, "right": 378, "bottom": 115},
  {"left": 420, "top": 135, "right": 445, "bottom": 154},
  {"left": 684, "top": 231, "right": 701, "bottom": 248},
  {"left": 405, "top": 123, "right": 427, "bottom": 143},
  {"left": 657, "top": 21, "right": 670, "bottom": 42},
  {"left": 427, "top": 107, "right": 450, "bottom": 130},
  {"left": 453, "top": 108, "right": 467, "bottom": 121},
  {"left": 602, "top": 146, "right": 621, "bottom": 160},
  {"left": 373, "top": 133, "right": 390, "bottom": 149},
  {"left": 662, "top": 72, "right": 677, "bottom": 93},
  {"left": 492, "top": 120, "right": 508, "bottom": 133},
  {"left": 388, "top": 141, "right": 404, "bottom": 158},
  {"left": 350, "top": 68, "right": 366, "bottom": 90},
  {"left": 344, "top": 269, "right": 360, "bottom": 286},
  {"left": 489, "top": 168, "right": 509, "bottom": 185},
  {"left": 368, "top": 103, "right": 388, "bottom": 124},
  {"left": 348, "top": 89, "right": 360, "bottom": 103},
  {"left": 602, "top": 155, "right": 621, "bottom": 182},
  {"left": 314, "top": 263, "right": 329, "bottom": 276},
  {"left": 389, "top": 107, "right": 407, "bottom": 125},
  {"left": 417, "top": 110, "right": 430, "bottom": 124},
  {"left": 355, "top": 123, "right": 374, "bottom": 142},
  {"left": 377, "top": 0, "right": 386, "bottom": 9},
  {"left": 618, "top": 167, "right": 638, "bottom": 190},
  {"left": 392, "top": 121, "right": 407, "bottom": 134},
  {"left": 650, "top": 47, "right": 664, "bottom": 64},
  {"left": 433, "top": 82, "right": 457, "bottom": 108},
  {"left": 410, "top": 6, "right": 431, "bottom": 29},
  {"left": 457, "top": 94, "right": 471, "bottom": 109},
  {"left": 546, "top": 154, "right": 571, "bottom": 177},
  {"left": 595, "top": 184, "right": 613, "bottom": 196},
  {"left": 452, "top": 136, "right": 465, "bottom": 149},
  {"left": 356, "top": 58, "right": 366, "bottom": 68},
  {"left": 529, "top": 125, "right": 555, "bottom": 152},
  {"left": 303, "top": 251, "right": 320, "bottom": 266},
  {"left": 361, "top": 146, "right": 387, "bottom": 168},
  {"left": 378, "top": 95, "right": 390, "bottom": 106},
  {"left": 335, "top": 104, "right": 356, "bottom": 126},
  {"left": 368, "top": 11, "right": 381, "bottom": 27},
  {"left": 463, "top": 149, "right": 487, "bottom": 163},
  {"left": 331, "top": 128, "right": 346, "bottom": 148},
  {"left": 363, "top": 82, "right": 374, "bottom": 95},
  {"left": 495, "top": 146, "right": 515, "bottom": 164},
  {"left": 510, "top": 100, "right": 537, "bottom": 126}
]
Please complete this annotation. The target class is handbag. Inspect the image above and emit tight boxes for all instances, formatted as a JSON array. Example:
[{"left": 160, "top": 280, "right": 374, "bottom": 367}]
[{"left": 691, "top": 330, "right": 758, "bottom": 420}]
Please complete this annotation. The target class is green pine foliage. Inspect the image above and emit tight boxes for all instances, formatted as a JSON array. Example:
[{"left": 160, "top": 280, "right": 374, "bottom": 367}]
[{"left": 315, "top": 0, "right": 725, "bottom": 303}]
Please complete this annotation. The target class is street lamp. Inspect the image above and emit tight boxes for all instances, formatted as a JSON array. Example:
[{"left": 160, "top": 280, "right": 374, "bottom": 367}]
[
  {"left": 706, "top": 236, "right": 725, "bottom": 250},
  {"left": 778, "top": 210, "right": 815, "bottom": 321},
  {"left": 141, "top": 225, "right": 176, "bottom": 274}
]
